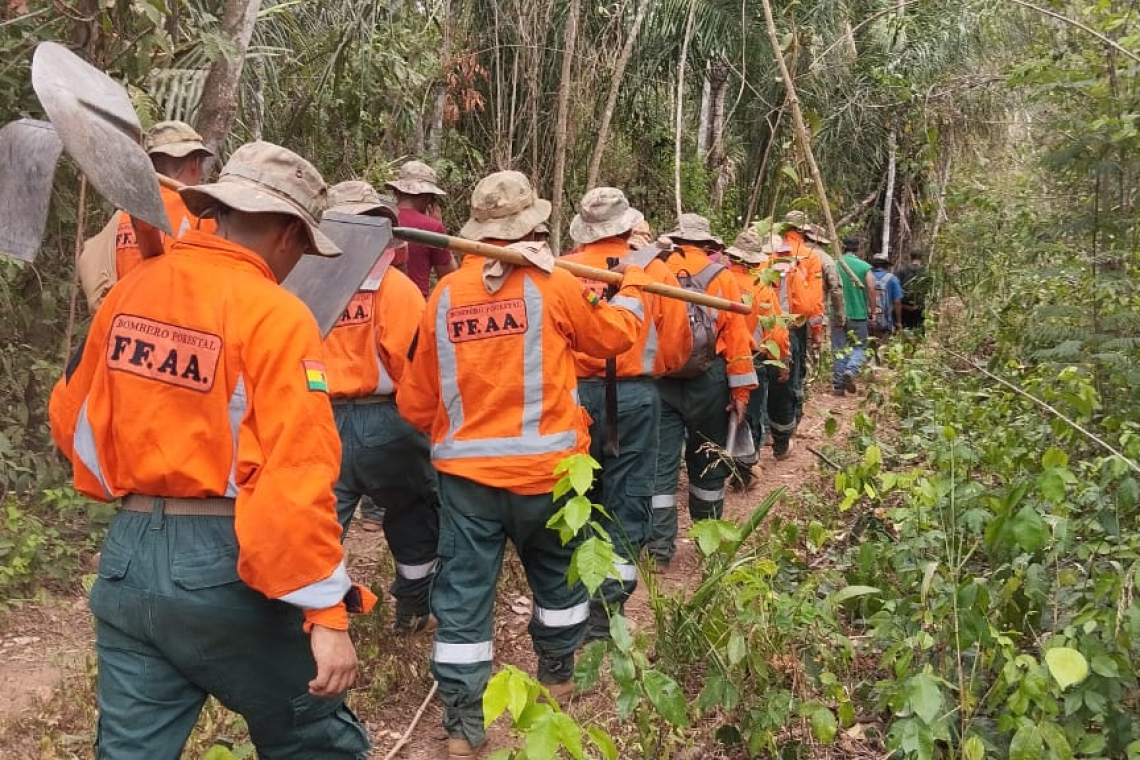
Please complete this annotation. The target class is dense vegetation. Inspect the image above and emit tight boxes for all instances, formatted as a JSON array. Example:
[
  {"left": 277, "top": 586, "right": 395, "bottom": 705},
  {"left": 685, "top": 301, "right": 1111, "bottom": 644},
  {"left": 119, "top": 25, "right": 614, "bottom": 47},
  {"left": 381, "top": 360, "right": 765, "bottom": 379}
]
[{"left": 2, "top": 1, "right": 1139, "bottom": 757}]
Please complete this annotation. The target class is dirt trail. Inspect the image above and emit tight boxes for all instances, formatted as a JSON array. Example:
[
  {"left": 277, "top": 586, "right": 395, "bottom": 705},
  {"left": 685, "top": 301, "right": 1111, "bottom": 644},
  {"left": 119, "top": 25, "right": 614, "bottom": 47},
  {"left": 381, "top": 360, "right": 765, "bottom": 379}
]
[{"left": 0, "top": 388, "right": 860, "bottom": 759}]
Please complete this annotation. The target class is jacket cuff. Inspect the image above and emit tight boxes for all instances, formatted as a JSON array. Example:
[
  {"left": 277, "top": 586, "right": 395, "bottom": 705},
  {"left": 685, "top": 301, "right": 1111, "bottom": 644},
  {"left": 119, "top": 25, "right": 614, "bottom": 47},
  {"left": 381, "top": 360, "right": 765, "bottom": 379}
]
[
  {"left": 303, "top": 603, "right": 349, "bottom": 632},
  {"left": 731, "top": 387, "right": 751, "bottom": 405}
]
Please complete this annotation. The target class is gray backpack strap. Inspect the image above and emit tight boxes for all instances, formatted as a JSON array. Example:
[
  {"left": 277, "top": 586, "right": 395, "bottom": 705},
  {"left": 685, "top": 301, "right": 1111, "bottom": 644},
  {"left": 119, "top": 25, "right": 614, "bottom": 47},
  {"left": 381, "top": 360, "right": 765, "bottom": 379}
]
[{"left": 619, "top": 244, "right": 664, "bottom": 271}]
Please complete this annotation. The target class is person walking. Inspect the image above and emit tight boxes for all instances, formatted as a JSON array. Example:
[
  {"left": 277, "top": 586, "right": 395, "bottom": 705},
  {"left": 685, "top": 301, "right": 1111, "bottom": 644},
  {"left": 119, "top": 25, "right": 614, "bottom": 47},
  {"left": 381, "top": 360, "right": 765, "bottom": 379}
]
[
  {"left": 385, "top": 160, "right": 457, "bottom": 295},
  {"left": 870, "top": 251, "right": 904, "bottom": 341},
  {"left": 321, "top": 180, "right": 441, "bottom": 634},
  {"left": 833, "top": 238, "right": 878, "bottom": 395},
  {"left": 780, "top": 211, "right": 825, "bottom": 425},
  {"left": 647, "top": 213, "right": 757, "bottom": 568},
  {"left": 563, "top": 187, "right": 690, "bottom": 641},
  {"left": 896, "top": 248, "right": 928, "bottom": 333},
  {"left": 397, "top": 171, "right": 652, "bottom": 759},
  {"left": 50, "top": 141, "right": 376, "bottom": 759}
]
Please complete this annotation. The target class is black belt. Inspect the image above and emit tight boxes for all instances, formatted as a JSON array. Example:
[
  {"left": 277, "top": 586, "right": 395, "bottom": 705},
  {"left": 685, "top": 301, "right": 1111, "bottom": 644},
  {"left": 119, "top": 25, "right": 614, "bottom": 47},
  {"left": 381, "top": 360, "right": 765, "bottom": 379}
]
[{"left": 332, "top": 394, "right": 394, "bottom": 406}]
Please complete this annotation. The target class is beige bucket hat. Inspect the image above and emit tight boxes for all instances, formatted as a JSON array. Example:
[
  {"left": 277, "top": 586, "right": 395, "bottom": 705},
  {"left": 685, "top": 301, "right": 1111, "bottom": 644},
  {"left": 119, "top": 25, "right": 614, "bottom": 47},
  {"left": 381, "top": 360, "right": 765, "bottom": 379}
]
[
  {"left": 725, "top": 229, "right": 771, "bottom": 264},
  {"left": 459, "top": 171, "right": 552, "bottom": 242},
  {"left": 782, "top": 210, "right": 810, "bottom": 230},
  {"left": 144, "top": 120, "right": 214, "bottom": 159},
  {"left": 761, "top": 233, "right": 793, "bottom": 256},
  {"left": 328, "top": 180, "right": 398, "bottom": 222},
  {"left": 665, "top": 212, "right": 722, "bottom": 245},
  {"left": 568, "top": 187, "right": 645, "bottom": 245},
  {"left": 804, "top": 222, "right": 831, "bottom": 245},
  {"left": 384, "top": 160, "right": 446, "bottom": 197},
  {"left": 180, "top": 140, "right": 340, "bottom": 257}
]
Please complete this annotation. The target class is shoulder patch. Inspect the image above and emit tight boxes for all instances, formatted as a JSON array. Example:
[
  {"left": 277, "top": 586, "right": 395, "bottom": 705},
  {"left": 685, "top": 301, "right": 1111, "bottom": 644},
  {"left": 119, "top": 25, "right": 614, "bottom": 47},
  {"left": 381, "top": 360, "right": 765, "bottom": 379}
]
[
  {"left": 303, "top": 359, "right": 329, "bottom": 393},
  {"left": 447, "top": 299, "right": 528, "bottom": 343}
]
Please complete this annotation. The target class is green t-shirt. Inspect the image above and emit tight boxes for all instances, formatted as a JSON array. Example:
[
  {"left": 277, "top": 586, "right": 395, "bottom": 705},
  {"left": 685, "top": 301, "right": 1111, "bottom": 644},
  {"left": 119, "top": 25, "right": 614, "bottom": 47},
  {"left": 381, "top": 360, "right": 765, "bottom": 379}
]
[{"left": 840, "top": 254, "right": 872, "bottom": 320}]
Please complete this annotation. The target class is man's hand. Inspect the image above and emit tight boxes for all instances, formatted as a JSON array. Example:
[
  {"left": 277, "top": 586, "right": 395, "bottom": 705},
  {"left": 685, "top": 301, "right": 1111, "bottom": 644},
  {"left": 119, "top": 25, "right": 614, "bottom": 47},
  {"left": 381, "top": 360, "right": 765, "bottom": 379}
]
[
  {"left": 308, "top": 625, "right": 358, "bottom": 697},
  {"left": 777, "top": 366, "right": 791, "bottom": 383},
  {"left": 726, "top": 397, "right": 747, "bottom": 420}
]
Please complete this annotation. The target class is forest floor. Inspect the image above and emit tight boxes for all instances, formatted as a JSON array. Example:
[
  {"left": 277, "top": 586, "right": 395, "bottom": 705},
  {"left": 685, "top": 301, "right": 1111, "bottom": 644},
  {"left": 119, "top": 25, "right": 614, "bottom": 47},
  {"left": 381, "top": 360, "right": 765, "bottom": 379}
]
[{"left": 0, "top": 378, "right": 864, "bottom": 760}]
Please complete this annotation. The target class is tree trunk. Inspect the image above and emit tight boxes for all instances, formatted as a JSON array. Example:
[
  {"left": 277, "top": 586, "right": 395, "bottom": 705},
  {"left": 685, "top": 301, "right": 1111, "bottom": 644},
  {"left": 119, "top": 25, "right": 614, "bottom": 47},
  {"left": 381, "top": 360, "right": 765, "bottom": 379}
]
[
  {"left": 585, "top": 0, "right": 651, "bottom": 189},
  {"left": 697, "top": 73, "right": 711, "bottom": 158},
  {"left": 880, "top": 130, "right": 897, "bottom": 258},
  {"left": 549, "top": 0, "right": 582, "bottom": 254},
  {"left": 706, "top": 56, "right": 730, "bottom": 208},
  {"left": 427, "top": 0, "right": 452, "bottom": 158},
  {"left": 674, "top": 0, "right": 698, "bottom": 219},
  {"left": 744, "top": 101, "right": 786, "bottom": 226},
  {"left": 196, "top": 0, "right": 263, "bottom": 169}
]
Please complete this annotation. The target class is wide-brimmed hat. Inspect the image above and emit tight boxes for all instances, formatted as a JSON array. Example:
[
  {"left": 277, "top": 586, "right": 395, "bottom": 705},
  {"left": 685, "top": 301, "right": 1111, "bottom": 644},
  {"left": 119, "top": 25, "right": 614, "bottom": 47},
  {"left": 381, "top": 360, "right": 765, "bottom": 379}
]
[
  {"left": 804, "top": 223, "right": 831, "bottom": 245},
  {"left": 783, "top": 210, "right": 810, "bottom": 230},
  {"left": 842, "top": 237, "right": 861, "bottom": 253},
  {"left": 665, "top": 213, "right": 722, "bottom": 245},
  {"left": 569, "top": 187, "right": 645, "bottom": 244},
  {"left": 459, "top": 170, "right": 551, "bottom": 242},
  {"left": 872, "top": 251, "right": 890, "bottom": 263},
  {"left": 384, "top": 160, "right": 446, "bottom": 197},
  {"left": 328, "top": 180, "right": 398, "bottom": 222},
  {"left": 180, "top": 140, "right": 339, "bottom": 257},
  {"left": 725, "top": 229, "right": 772, "bottom": 264},
  {"left": 144, "top": 120, "right": 214, "bottom": 159},
  {"left": 761, "top": 233, "right": 793, "bottom": 256}
]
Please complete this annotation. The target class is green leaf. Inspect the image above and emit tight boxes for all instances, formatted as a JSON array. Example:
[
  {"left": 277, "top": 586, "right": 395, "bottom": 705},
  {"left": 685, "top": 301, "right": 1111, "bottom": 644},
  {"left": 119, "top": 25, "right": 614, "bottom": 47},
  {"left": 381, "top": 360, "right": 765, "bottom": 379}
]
[
  {"left": 556, "top": 454, "right": 599, "bottom": 496},
  {"left": 1009, "top": 505, "right": 1048, "bottom": 553},
  {"left": 483, "top": 670, "right": 512, "bottom": 726},
  {"left": 610, "top": 613, "right": 634, "bottom": 654},
  {"left": 1091, "top": 653, "right": 1120, "bottom": 678},
  {"left": 569, "top": 537, "right": 615, "bottom": 595},
  {"left": 203, "top": 748, "right": 236, "bottom": 760},
  {"left": 587, "top": 726, "right": 618, "bottom": 760},
  {"left": 1045, "top": 647, "right": 1089, "bottom": 691},
  {"left": 1039, "top": 721, "right": 1073, "bottom": 760},
  {"left": 550, "top": 712, "right": 584, "bottom": 759},
  {"left": 906, "top": 672, "right": 943, "bottom": 724},
  {"left": 825, "top": 416, "right": 838, "bottom": 437},
  {"left": 524, "top": 712, "right": 561, "bottom": 760},
  {"left": 1009, "top": 724, "right": 1043, "bottom": 760},
  {"left": 1042, "top": 447, "right": 1069, "bottom": 468},
  {"left": 809, "top": 705, "right": 838, "bottom": 745},
  {"left": 641, "top": 669, "right": 690, "bottom": 727},
  {"left": 562, "top": 494, "right": 593, "bottom": 534},
  {"left": 727, "top": 629, "right": 747, "bottom": 666},
  {"left": 574, "top": 641, "right": 606, "bottom": 691},
  {"left": 864, "top": 445, "right": 882, "bottom": 468},
  {"left": 610, "top": 650, "right": 636, "bottom": 687},
  {"left": 963, "top": 735, "right": 986, "bottom": 760},
  {"left": 832, "top": 585, "right": 881, "bottom": 604}
]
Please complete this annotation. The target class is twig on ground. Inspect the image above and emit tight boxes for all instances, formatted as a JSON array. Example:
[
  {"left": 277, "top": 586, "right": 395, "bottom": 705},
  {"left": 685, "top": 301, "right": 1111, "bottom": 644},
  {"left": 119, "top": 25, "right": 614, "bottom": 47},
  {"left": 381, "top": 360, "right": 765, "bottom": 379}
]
[
  {"left": 807, "top": 446, "right": 842, "bottom": 471},
  {"left": 382, "top": 680, "right": 439, "bottom": 760}
]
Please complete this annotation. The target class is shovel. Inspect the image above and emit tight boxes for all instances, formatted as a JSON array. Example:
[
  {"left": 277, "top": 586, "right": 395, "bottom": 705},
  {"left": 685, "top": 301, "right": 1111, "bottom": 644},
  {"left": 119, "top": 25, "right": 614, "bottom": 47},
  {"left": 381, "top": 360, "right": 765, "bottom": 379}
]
[{"left": 0, "top": 119, "right": 62, "bottom": 261}]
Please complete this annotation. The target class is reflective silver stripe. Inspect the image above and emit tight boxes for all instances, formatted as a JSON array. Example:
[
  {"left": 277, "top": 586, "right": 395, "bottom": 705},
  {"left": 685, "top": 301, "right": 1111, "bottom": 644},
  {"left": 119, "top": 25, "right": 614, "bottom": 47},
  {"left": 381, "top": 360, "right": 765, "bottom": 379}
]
[
  {"left": 533, "top": 600, "right": 590, "bottom": 628},
  {"left": 374, "top": 355, "right": 395, "bottom": 395},
  {"left": 689, "top": 484, "right": 725, "bottom": 502},
  {"left": 769, "top": 419, "right": 797, "bottom": 433},
  {"left": 808, "top": 316, "right": 824, "bottom": 326},
  {"left": 396, "top": 558, "right": 439, "bottom": 580},
  {"left": 432, "top": 640, "right": 493, "bottom": 664},
  {"left": 652, "top": 494, "right": 676, "bottom": 509},
  {"left": 752, "top": 322, "right": 766, "bottom": 346},
  {"left": 612, "top": 560, "right": 638, "bottom": 582},
  {"left": 74, "top": 399, "right": 112, "bottom": 499},
  {"left": 225, "top": 375, "right": 247, "bottom": 498},
  {"left": 728, "top": 371, "right": 759, "bottom": 388},
  {"left": 642, "top": 319, "right": 659, "bottom": 375},
  {"left": 778, "top": 275, "right": 791, "bottom": 313},
  {"left": 609, "top": 294, "right": 644, "bottom": 321},
  {"left": 432, "top": 276, "right": 578, "bottom": 461},
  {"left": 278, "top": 560, "right": 351, "bottom": 609}
]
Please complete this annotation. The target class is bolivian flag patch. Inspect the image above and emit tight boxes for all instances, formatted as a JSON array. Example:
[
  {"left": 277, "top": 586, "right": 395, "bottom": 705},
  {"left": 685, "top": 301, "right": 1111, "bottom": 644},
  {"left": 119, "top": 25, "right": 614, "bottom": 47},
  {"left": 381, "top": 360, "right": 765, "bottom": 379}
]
[{"left": 303, "top": 360, "right": 329, "bottom": 393}]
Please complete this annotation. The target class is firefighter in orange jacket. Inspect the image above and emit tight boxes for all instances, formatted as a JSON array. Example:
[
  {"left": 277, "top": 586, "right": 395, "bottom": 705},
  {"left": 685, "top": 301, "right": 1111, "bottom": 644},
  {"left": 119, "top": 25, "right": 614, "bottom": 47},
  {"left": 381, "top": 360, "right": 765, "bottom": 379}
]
[
  {"left": 725, "top": 230, "right": 796, "bottom": 473},
  {"left": 49, "top": 141, "right": 376, "bottom": 759},
  {"left": 563, "top": 187, "right": 690, "bottom": 641},
  {"left": 648, "top": 213, "right": 758, "bottom": 567},
  {"left": 781, "top": 210, "right": 826, "bottom": 425},
  {"left": 397, "top": 171, "right": 650, "bottom": 759},
  {"left": 321, "top": 180, "right": 441, "bottom": 634}
]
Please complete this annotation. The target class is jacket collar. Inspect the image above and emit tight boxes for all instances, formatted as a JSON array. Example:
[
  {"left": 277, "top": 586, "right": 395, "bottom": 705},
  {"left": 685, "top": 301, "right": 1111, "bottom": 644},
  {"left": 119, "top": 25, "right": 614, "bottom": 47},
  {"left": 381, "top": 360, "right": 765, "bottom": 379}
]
[{"left": 173, "top": 230, "right": 277, "bottom": 281}]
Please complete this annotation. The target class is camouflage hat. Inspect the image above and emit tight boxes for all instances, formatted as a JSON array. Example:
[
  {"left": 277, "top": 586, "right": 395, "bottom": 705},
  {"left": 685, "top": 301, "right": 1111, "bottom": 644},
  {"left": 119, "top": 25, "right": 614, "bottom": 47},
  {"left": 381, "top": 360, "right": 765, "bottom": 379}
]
[
  {"left": 725, "top": 229, "right": 770, "bottom": 264},
  {"left": 459, "top": 171, "right": 552, "bottom": 242},
  {"left": 665, "top": 212, "right": 722, "bottom": 245},
  {"left": 143, "top": 120, "right": 213, "bottom": 159},
  {"left": 761, "top": 233, "right": 793, "bottom": 256},
  {"left": 803, "top": 223, "right": 831, "bottom": 245},
  {"left": 569, "top": 187, "right": 645, "bottom": 245},
  {"left": 180, "top": 140, "right": 339, "bottom": 257},
  {"left": 384, "top": 160, "right": 446, "bottom": 197},
  {"left": 328, "top": 180, "right": 398, "bottom": 222},
  {"left": 783, "top": 210, "right": 810, "bottom": 230}
]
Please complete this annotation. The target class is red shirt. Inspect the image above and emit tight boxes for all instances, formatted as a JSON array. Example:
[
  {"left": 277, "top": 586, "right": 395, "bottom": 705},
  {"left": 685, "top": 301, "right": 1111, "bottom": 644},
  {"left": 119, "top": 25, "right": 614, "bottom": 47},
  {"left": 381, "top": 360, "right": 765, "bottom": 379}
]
[{"left": 398, "top": 207, "right": 451, "bottom": 296}]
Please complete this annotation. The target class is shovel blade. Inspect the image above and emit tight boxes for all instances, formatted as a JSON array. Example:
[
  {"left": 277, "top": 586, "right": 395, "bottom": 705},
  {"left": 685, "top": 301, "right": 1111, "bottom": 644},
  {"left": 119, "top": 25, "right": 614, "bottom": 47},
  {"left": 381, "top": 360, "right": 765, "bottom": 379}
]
[
  {"left": 31, "top": 42, "right": 170, "bottom": 234},
  {"left": 282, "top": 212, "right": 393, "bottom": 337},
  {"left": 0, "top": 119, "right": 63, "bottom": 262}
]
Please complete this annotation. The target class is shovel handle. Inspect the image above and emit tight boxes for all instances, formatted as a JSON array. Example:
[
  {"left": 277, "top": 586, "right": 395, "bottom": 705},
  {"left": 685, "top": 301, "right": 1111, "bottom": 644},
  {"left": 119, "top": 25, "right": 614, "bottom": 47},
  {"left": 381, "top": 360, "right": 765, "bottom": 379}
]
[
  {"left": 394, "top": 227, "right": 751, "bottom": 316},
  {"left": 157, "top": 173, "right": 185, "bottom": 191}
]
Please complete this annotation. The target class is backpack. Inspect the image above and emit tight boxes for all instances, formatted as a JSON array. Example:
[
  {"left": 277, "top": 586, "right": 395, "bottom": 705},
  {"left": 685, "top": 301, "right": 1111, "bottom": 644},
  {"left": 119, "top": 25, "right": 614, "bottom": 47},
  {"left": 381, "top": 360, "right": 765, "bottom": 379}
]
[
  {"left": 669, "top": 262, "right": 726, "bottom": 379},
  {"left": 78, "top": 210, "right": 122, "bottom": 310},
  {"left": 872, "top": 269, "right": 896, "bottom": 332}
]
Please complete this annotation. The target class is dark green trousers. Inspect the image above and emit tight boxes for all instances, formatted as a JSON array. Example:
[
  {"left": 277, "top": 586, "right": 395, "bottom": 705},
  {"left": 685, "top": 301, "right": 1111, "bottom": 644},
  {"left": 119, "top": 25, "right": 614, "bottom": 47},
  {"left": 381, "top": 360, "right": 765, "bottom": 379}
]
[
  {"left": 431, "top": 473, "right": 587, "bottom": 747},
  {"left": 649, "top": 358, "right": 730, "bottom": 562},
  {"left": 789, "top": 324, "right": 809, "bottom": 425},
  {"left": 745, "top": 356, "right": 796, "bottom": 454},
  {"left": 89, "top": 504, "right": 369, "bottom": 760},
  {"left": 578, "top": 377, "right": 660, "bottom": 639},
  {"left": 333, "top": 400, "right": 440, "bottom": 622}
]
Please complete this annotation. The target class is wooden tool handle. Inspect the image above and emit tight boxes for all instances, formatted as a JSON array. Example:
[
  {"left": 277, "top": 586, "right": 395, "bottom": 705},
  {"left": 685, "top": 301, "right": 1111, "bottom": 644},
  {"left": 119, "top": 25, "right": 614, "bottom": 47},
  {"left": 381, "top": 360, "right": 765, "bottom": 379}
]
[
  {"left": 157, "top": 173, "right": 185, "bottom": 191},
  {"left": 394, "top": 227, "right": 752, "bottom": 315}
]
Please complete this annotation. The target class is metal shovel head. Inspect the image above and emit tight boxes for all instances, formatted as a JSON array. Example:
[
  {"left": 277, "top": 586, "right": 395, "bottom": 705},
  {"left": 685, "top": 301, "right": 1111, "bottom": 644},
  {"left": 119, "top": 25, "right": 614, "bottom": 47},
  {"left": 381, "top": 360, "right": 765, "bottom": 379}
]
[
  {"left": 0, "top": 119, "right": 63, "bottom": 262},
  {"left": 282, "top": 212, "right": 393, "bottom": 337},
  {"left": 31, "top": 41, "right": 170, "bottom": 234}
]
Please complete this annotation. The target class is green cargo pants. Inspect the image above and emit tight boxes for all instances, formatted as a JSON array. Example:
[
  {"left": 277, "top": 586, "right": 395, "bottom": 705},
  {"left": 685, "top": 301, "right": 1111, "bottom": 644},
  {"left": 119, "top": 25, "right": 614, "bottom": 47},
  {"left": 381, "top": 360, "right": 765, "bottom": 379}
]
[
  {"left": 577, "top": 377, "right": 659, "bottom": 640},
  {"left": 431, "top": 473, "right": 587, "bottom": 748},
  {"left": 89, "top": 502, "right": 369, "bottom": 760},
  {"left": 648, "top": 357, "right": 730, "bottom": 563},
  {"left": 746, "top": 356, "right": 796, "bottom": 455},
  {"left": 333, "top": 400, "right": 440, "bottom": 624},
  {"left": 789, "top": 324, "right": 809, "bottom": 426}
]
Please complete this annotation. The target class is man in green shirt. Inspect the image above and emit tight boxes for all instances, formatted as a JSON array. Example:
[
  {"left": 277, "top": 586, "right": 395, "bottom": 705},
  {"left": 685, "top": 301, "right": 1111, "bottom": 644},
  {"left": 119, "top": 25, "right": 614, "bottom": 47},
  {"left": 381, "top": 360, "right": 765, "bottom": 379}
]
[{"left": 832, "top": 238, "right": 878, "bottom": 395}]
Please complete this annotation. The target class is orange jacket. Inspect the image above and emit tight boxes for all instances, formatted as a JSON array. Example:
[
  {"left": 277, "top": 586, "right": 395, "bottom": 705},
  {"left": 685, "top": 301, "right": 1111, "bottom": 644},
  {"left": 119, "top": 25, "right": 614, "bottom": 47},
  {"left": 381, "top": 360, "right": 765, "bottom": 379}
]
[
  {"left": 323, "top": 262, "right": 425, "bottom": 398},
  {"left": 50, "top": 230, "right": 357, "bottom": 631},
  {"left": 783, "top": 229, "right": 824, "bottom": 323},
  {"left": 664, "top": 245, "right": 758, "bottom": 403},
  {"left": 116, "top": 184, "right": 216, "bottom": 279},
  {"left": 728, "top": 262, "right": 790, "bottom": 361},
  {"left": 562, "top": 238, "right": 690, "bottom": 378},
  {"left": 397, "top": 253, "right": 646, "bottom": 494}
]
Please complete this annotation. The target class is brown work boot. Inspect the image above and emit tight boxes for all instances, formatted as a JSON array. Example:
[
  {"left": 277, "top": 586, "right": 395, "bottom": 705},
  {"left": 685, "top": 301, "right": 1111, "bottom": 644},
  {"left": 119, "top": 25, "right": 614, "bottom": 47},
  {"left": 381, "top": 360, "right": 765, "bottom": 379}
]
[
  {"left": 447, "top": 737, "right": 478, "bottom": 759},
  {"left": 395, "top": 613, "right": 437, "bottom": 636},
  {"left": 542, "top": 679, "right": 575, "bottom": 702}
]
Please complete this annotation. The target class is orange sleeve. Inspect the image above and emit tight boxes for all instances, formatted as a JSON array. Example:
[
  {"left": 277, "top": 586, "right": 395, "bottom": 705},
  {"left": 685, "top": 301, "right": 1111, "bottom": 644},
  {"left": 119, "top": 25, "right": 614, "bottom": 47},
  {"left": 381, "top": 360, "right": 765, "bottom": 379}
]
[
  {"left": 396, "top": 290, "right": 443, "bottom": 435},
  {"left": 647, "top": 259, "right": 691, "bottom": 375},
  {"left": 709, "top": 269, "right": 758, "bottom": 403},
  {"left": 233, "top": 296, "right": 351, "bottom": 630},
  {"left": 376, "top": 269, "right": 426, "bottom": 387},
  {"left": 551, "top": 267, "right": 643, "bottom": 360}
]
